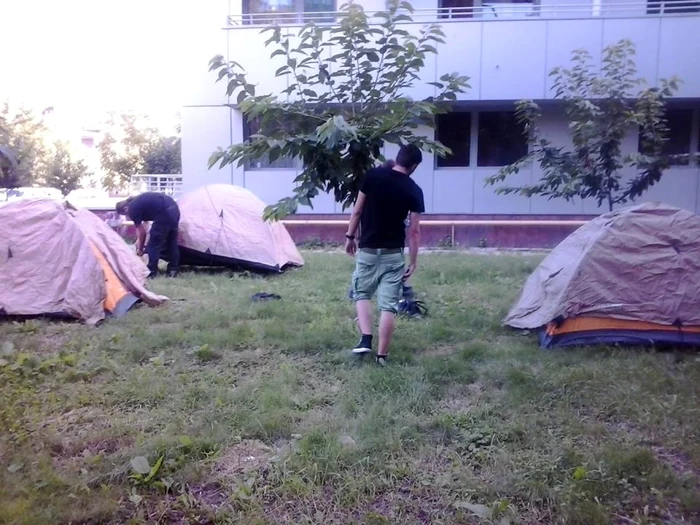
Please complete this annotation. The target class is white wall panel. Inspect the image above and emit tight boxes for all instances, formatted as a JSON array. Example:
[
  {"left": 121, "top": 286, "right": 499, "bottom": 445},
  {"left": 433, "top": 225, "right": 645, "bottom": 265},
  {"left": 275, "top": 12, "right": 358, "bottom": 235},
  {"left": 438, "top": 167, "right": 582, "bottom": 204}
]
[
  {"left": 433, "top": 171, "right": 474, "bottom": 213},
  {"left": 181, "top": 106, "right": 233, "bottom": 192},
  {"left": 480, "top": 21, "right": 548, "bottom": 100},
  {"left": 658, "top": 17, "right": 700, "bottom": 97},
  {"left": 473, "top": 168, "right": 532, "bottom": 214},
  {"left": 602, "top": 17, "right": 660, "bottom": 85},
  {"left": 544, "top": 20, "right": 603, "bottom": 96},
  {"left": 437, "top": 24, "right": 482, "bottom": 100}
]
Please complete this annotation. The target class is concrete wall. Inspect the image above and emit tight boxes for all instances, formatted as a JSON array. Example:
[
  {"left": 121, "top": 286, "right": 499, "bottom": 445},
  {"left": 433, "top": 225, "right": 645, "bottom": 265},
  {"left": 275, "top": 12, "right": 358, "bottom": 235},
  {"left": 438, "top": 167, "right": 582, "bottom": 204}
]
[
  {"left": 181, "top": 0, "right": 700, "bottom": 215},
  {"left": 212, "top": 5, "right": 700, "bottom": 103},
  {"left": 183, "top": 105, "right": 700, "bottom": 214}
]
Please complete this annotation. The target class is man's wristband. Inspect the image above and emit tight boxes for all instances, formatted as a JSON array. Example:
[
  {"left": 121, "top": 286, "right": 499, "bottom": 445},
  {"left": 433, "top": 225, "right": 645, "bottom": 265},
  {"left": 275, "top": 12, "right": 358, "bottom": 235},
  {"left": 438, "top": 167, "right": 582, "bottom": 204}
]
[{"left": 345, "top": 234, "right": 355, "bottom": 240}]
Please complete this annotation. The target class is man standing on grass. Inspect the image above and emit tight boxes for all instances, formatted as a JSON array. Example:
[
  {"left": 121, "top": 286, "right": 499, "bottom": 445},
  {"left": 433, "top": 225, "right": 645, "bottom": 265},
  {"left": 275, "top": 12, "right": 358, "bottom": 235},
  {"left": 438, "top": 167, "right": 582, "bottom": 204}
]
[
  {"left": 345, "top": 144, "right": 425, "bottom": 366},
  {"left": 116, "top": 192, "right": 181, "bottom": 279}
]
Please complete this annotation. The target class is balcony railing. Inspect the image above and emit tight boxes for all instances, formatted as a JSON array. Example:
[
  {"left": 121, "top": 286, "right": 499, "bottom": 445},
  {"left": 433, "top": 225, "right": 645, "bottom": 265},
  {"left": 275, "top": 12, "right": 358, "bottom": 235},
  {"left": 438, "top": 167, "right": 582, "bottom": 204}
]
[
  {"left": 226, "top": 1, "right": 700, "bottom": 27},
  {"left": 130, "top": 174, "right": 183, "bottom": 198}
]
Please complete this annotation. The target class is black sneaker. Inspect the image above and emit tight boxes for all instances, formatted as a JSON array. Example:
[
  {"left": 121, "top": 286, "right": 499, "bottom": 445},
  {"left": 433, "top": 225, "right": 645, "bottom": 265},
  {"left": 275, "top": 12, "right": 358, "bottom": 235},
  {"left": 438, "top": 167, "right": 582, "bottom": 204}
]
[
  {"left": 375, "top": 355, "right": 388, "bottom": 367},
  {"left": 352, "top": 341, "right": 372, "bottom": 355},
  {"left": 166, "top": 270, "right": 178, "bottom": 278}
]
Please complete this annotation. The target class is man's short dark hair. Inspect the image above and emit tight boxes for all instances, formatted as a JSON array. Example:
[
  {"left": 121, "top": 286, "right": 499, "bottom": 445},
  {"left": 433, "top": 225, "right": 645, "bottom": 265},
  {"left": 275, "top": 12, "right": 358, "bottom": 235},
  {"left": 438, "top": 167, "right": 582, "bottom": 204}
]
[
  {"left": 116, "top": 196, "right": 133, "bottom": 215},
  {"left": 396, "top": 144, "right": 423, "bottom": 169}
]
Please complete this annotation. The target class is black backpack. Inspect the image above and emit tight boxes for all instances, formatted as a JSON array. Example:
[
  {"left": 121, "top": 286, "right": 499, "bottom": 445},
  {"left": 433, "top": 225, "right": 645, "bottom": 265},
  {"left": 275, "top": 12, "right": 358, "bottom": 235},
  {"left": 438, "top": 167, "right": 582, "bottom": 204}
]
[{"left": 398, "top": 298, "right": 428, "bottom": 318}]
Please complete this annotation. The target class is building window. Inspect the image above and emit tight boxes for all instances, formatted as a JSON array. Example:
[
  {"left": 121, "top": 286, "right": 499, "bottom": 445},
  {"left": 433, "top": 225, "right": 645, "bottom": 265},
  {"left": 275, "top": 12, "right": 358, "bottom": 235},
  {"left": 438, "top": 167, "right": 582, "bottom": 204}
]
[
  {"left": 439, "top": 0, "right": 475, "bottom": 19},
  {"left": 439, "top": 0, "right": 538, "bottom": 20},
  {"left": 647, "top": 0, "right": 700, "bottom": 14},
  {"left": 638, "top": 108, "right": 693, "bottom": 166},
  {"left": 477, "top": 111, "right": 528, "bottom": 167},
  {"left": 243, "top": 116, "right": 299, "bottom": 170},
  {"left": 243, "top": 0, "right": 335, "bottom": 25},
  {"left": 303, "top": 0, "right": 336, "bottom": 21},
  {"left": 436, "top": 112, "right": 471, "bottom": 167}
]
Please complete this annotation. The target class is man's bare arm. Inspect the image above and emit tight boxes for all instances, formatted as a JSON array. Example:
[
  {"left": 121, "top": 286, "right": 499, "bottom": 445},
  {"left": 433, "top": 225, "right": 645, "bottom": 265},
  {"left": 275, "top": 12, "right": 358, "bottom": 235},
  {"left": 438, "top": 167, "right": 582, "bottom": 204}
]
[
  {"left": 135, "top": 224, "right": 147, "bottom": 255},
  {"left": 405, "top": 212, "right": 421, "bottom": 278},
  {"left": 345, "top": 192, "right": 366, "bottom": 256},
  {"left": 346, "top": 192, "right": 366, "bottom": 238}
]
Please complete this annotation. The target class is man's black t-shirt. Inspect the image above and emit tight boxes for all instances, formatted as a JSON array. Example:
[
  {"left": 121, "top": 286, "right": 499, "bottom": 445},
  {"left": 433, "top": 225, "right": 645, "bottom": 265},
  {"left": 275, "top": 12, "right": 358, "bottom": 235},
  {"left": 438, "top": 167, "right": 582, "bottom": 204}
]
[
  {"left": 358, "top": 167, "right": 425, "bottom": 249},
  {"left": 127, "top": 192, "right": 178, "bottom": 226}
]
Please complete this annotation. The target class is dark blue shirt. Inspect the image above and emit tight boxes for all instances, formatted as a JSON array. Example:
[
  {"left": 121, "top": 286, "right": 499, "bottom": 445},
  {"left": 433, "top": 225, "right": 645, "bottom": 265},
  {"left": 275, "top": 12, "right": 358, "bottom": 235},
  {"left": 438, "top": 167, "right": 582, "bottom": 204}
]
[{"left": 127, "top": 192, "right": 177, "bottom": 226}]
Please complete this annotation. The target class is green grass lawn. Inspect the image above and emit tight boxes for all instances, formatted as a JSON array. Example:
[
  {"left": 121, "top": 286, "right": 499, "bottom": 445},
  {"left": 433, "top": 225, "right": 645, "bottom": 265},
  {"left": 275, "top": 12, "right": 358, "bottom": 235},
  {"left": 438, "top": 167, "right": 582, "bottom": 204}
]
[{"left": 1, "top": 251, "right": 699, "bottom": 525}]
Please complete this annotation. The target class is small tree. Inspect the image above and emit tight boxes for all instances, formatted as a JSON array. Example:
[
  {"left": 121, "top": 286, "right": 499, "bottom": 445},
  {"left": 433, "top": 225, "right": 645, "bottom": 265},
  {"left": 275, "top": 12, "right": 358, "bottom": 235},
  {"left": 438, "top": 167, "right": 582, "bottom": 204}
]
[
  {"left": 143, "top": 136, "right": 181, "bottom": 175},
  {"left": 485, "top": 39, "right": 682, "bottom": 212},
  {"left": 0, "top": 103, "right": 50, "bottom": 189},
  {"left": 0, "top": 145, "right": 18, "bottom": 188},
  {"left": 208, "top": 0, "right": 469, "bottom": 219},
  {"left": 98, "top": 112, "right": 181, "bottom": 191},
  {"left": 43, "top": 141, "right": 91, "bottom": 196}
]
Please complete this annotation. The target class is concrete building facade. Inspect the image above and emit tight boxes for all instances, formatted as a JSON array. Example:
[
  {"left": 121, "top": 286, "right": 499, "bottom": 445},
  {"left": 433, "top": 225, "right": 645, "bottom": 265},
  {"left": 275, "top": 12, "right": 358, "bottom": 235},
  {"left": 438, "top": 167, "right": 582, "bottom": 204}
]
[{"left": 181, "top": 0, "right": 700, "bottom": 234}]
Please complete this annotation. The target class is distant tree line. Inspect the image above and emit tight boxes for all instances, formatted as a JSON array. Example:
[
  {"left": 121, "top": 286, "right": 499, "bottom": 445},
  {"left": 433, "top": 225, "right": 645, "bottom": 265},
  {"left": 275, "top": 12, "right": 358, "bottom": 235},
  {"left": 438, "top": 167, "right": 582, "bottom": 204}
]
[{"left": 0, "top": 104, "right": 181, "bottom": 195}]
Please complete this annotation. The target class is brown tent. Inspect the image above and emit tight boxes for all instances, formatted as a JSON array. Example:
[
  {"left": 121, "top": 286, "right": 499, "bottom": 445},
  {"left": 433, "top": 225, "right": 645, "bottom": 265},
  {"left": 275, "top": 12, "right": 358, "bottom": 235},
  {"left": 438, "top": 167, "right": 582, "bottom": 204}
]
[
  {"left": 504, "top": 202, "right": 700, "bottom": 348},
  {"left": 176, "top": 184, "right": 304, "bottom": 273},
  {"left": 0, "top": 199, "right": 168, "bottom": 324}
]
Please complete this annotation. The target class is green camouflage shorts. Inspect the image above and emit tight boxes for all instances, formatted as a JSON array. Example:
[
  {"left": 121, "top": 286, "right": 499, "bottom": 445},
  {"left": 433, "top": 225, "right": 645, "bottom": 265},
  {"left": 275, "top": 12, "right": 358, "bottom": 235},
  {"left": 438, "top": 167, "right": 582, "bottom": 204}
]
[{"left": 351, "top": 249, "right": 405, "bottom": 314}]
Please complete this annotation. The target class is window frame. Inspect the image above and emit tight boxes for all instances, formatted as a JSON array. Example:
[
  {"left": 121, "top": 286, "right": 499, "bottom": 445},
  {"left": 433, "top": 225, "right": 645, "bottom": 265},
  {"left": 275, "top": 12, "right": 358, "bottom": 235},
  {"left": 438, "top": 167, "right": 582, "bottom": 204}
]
[
  {"left": 438, "top": 0, "right": 540, "bottom": 20},
  {"left": 637, "top": 107, "right": 698, "bottom": 168},
  {"left": 646, "top": 0, "right": 700, "bottom": 15},
  {"left": 242, "top": 0, "right": 337, "bottom": 25},
  {"left": 435, "top": 108, "right": 531, "bottom": 170},
  {"left": 475, "top": 110, "right": 529, "bottom": 168},
  {"left": 242, "top": 115, "right": 302, "bottom": 171},
  {"left": 435, "top": 111, "right": 473, "bottom": 169}
]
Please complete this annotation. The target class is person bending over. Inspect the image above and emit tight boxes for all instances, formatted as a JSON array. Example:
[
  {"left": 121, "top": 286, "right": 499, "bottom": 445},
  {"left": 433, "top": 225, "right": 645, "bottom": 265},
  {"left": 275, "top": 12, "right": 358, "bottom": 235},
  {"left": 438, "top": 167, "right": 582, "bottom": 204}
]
[
  {"left": 116, "top": 192, "right": 181, "bottom": 278},
  {"left": 345, "top": 144, "right": 425, "bottom": 366}
]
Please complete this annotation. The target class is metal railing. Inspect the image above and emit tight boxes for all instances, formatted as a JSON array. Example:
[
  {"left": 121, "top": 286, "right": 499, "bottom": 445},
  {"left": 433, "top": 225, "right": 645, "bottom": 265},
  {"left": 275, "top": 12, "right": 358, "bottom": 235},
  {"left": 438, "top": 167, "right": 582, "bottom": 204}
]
[
  {"left": 130, "top": 174, "right": 183, "bottom": 198},
  {"left": 226, "top": 1, "right": 700, "bottom": 27}
]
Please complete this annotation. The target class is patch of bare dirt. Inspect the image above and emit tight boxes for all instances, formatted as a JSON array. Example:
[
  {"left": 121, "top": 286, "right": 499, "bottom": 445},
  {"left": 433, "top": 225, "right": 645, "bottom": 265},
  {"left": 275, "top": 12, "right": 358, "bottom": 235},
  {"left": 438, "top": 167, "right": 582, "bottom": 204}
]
[
  {"left": 39, "top": 406, "right": 149, "bottom": 468},
  {"left": 652, "top": 445, "right": 698, "bottom": 479},
  {"left": 40, "top": 406, "right": 109, "bottom": 432},
  {"left": 436, "top": 382, "right": 485, "bottom": 415},
  {"left": 215, "top": 439, "right": 276, "bottom": 479},
  {"left": 109, "top": 483, "right": 230, "bottom": 525}
]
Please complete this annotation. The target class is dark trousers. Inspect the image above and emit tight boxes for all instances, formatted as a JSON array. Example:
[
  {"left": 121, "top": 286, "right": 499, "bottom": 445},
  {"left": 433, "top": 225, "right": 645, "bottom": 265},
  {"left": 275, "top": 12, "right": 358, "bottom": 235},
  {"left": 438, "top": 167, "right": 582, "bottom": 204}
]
[{"left": 147, "top": 205, "right": 180, "bottom": 274}]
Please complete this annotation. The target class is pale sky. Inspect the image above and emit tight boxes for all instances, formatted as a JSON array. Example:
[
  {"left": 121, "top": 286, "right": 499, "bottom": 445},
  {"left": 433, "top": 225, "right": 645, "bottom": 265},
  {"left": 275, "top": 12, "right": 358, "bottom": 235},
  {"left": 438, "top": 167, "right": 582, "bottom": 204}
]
[{"left": 1, "top": 0, "right": 212, "bottom": 130}]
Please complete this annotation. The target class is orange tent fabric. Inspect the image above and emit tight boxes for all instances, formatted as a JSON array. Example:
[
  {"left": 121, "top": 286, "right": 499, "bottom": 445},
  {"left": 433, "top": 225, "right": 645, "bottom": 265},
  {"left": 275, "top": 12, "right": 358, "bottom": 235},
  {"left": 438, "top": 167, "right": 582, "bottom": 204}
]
[
  {"left": 505, "top": 202, "right": 700, "bottom": 347},
  {"left": 0, "top": 199, "right": 167, "bottom": 324}
]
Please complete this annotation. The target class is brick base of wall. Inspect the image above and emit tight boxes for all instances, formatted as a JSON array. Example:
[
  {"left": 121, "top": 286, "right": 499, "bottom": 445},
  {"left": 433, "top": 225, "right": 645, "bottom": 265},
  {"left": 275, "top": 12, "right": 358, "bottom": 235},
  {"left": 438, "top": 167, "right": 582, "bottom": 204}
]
[
  {"left": 92, "top": 209, "right": 596, "bottom": 250},
  {"left": 286, "top": 214, "right": 595, "bottom": 249}
]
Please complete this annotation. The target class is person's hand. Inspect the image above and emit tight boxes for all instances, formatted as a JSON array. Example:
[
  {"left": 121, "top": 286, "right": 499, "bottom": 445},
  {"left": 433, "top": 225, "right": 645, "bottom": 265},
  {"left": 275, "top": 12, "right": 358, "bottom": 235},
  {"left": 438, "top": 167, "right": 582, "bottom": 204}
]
[
  {"left": 345, "top": 238, "right": 357, "bottom": 257},
  {"left": 136, "top": 246, "right": 144, "bottom": 257},
  {"left": 403, "top": 263, "right": 416, "bottom": 280}
]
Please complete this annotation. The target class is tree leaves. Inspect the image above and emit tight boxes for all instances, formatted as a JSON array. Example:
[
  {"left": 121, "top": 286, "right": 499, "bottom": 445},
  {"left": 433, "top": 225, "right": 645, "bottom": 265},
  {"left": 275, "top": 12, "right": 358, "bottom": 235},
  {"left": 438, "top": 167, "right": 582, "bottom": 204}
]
[
  {"left": 43, "top": 141, "right": 91, "bottom": 196},
  {"left": 485, "top": 39, "right": 681, "bottom": 212},
  {"left": 130, "top": 456, "right": 151, "bottom": 475},
  {"left": 0, "top": 103, "right": 51, "bottom": 189},
  {"left": 207, "top": 0, "right": 469, "bottom": 219},
  {"left": 98, "top": 112, "right": 180, "bottom": 191}
]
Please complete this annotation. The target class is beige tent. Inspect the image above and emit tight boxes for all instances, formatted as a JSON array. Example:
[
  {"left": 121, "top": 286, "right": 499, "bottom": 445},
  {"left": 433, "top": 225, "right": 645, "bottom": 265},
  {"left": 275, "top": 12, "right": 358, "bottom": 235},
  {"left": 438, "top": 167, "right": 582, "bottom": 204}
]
[
  {"left": 0, "top": 199, "right": 168, "bottom": 324},
  {"left": 176, "top": 184, "right": 304, "bottom": 273},
  {"left": 505, "top": 202, "right": 700, "bottom": 348}
]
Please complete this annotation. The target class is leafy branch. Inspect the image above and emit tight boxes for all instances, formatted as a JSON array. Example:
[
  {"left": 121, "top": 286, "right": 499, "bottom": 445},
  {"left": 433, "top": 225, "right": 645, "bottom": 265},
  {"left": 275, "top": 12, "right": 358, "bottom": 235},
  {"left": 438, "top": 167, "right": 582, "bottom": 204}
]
[
  {"left": 207, "top": 0, "right": 469, "bottom": 220},
  {"left": 485, "top": 39, "right": 683, "bottom": 212}
]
